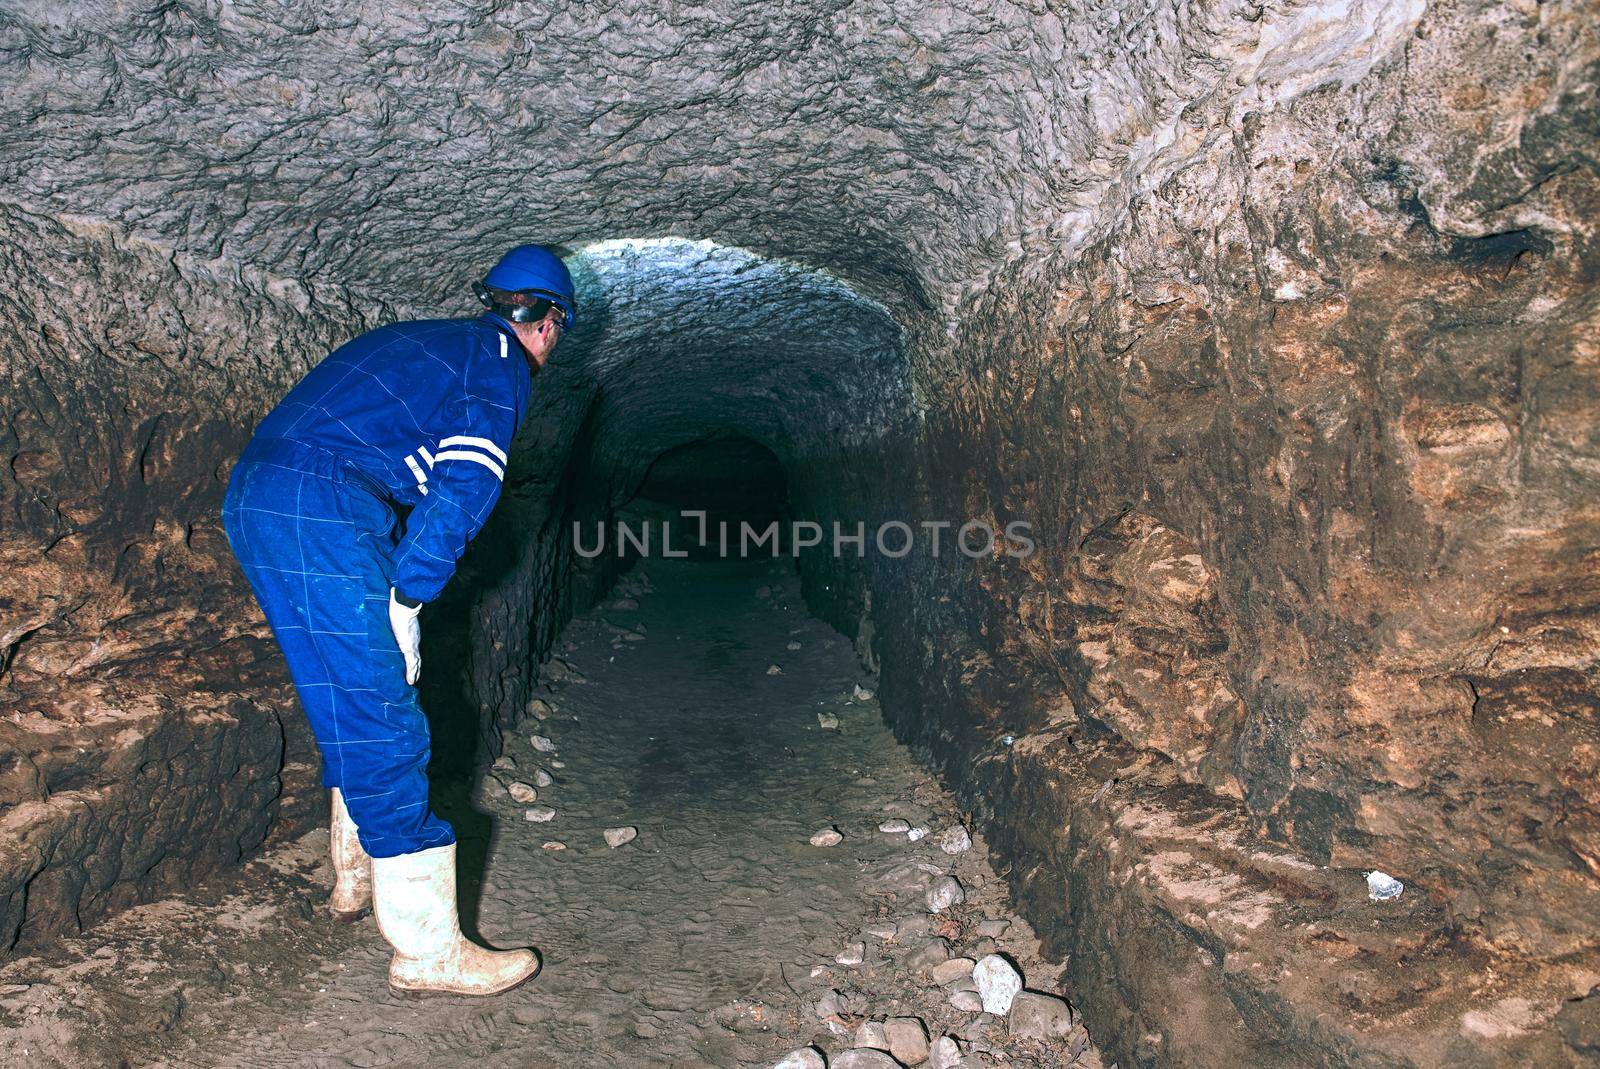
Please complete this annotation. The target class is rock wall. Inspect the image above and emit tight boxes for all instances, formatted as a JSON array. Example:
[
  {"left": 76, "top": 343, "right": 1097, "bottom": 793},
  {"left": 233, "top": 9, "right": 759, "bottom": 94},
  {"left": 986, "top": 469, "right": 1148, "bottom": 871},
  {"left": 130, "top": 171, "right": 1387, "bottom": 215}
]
[{"left": 848, "top": 3, "right": 1600, "bottom": 1063}]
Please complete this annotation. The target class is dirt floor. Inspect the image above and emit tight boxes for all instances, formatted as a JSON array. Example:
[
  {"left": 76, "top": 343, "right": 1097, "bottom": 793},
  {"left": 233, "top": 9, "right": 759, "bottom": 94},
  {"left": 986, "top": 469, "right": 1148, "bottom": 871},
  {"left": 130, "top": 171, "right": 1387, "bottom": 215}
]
[{"left": 0, "top": 557, "right": 1102, "bottom": 1069}]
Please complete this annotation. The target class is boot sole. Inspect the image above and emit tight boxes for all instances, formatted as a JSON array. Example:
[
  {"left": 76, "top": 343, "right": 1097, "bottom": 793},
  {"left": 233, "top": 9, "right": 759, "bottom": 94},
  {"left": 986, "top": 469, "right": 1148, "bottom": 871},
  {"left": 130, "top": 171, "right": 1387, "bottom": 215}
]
[{"left": 387, "top": 960, "right": 541, "bottom": 1000}]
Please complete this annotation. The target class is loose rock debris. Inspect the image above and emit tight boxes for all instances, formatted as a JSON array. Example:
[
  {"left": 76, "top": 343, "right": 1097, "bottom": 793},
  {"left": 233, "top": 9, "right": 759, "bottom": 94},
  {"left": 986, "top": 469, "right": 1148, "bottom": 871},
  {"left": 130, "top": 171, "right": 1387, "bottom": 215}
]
[{"left": 0, "top": 559, "right": 1101, "bottom": 1068}]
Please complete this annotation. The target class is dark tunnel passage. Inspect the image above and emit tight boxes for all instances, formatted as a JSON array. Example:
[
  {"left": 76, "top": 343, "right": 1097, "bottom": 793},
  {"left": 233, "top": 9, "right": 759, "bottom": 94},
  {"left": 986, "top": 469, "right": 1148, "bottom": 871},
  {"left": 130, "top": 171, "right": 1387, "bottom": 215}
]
[{"left": 1, "top": 2, "right": 1598, "bottom": 1067}]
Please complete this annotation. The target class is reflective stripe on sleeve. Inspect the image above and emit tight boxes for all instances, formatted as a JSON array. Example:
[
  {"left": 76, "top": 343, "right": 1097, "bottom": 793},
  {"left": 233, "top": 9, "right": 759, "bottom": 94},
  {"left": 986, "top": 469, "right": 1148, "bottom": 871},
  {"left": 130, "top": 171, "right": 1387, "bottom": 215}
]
[
  {"left": 433, "top": 449, "right": 505, "bottom": 480},
  {"left": 437, "top": 435, "right": 509, "bottom": 465},
  {"left": 403, "top": 453, "right": 431, "bottom": 495}
]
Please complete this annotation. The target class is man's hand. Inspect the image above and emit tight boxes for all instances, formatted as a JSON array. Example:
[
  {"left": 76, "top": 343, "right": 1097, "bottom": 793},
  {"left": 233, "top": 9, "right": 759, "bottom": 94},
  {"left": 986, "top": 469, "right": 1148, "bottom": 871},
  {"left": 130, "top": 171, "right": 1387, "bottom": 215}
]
[{"left": 388, "top": 588, "right": 422, "bottom": 685}]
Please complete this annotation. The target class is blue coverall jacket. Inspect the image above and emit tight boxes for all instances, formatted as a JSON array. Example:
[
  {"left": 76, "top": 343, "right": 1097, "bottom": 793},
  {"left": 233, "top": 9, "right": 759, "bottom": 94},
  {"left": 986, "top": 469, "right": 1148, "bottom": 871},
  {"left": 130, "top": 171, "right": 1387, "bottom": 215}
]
[{"left": 222, "top": 313, "right": 531, "bottom": 856}]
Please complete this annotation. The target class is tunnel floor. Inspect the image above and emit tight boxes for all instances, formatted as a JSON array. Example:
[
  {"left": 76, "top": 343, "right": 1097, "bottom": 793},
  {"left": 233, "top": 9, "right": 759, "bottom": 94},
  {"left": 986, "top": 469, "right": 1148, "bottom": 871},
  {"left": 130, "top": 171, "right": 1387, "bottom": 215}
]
[{"left": 0, "top": 558, "right": 1101, "bottom": 1069}]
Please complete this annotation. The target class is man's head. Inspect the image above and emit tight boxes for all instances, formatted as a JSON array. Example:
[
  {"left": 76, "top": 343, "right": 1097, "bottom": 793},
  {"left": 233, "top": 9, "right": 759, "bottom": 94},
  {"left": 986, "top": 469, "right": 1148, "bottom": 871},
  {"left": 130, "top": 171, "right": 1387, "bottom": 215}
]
[{"left": 475, "top": 244, "right": 577, "bottom": 370}]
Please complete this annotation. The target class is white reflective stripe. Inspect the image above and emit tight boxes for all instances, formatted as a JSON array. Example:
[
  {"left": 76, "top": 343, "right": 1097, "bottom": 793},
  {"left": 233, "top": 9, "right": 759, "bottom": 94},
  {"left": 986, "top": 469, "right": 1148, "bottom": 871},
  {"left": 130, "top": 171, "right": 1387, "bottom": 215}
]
[
  {"left": 499, "top": 334, "right": 508, "bottom": 360},
  {"left": 418, "top": 445, "right": 435, "bottom": 467},
  {"left": 434, "top": 449, "right": 505, "bottom": 480},
  {"left": 438, "top": 435, "right": 509, "bottom": 465},
  {"left": 403, "top": 453, "right": 430, "bottom": 493}
]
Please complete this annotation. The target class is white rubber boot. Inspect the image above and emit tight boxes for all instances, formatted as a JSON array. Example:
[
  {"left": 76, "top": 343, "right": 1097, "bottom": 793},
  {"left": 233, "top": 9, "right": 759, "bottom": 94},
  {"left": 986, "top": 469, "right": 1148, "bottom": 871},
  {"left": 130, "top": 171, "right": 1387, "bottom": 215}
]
[
  {"left": 372, "top": 842, "right": 540, "bottom": 997},
  {"left": 329, "top": 788, "right": 373, "bottom": 922}
]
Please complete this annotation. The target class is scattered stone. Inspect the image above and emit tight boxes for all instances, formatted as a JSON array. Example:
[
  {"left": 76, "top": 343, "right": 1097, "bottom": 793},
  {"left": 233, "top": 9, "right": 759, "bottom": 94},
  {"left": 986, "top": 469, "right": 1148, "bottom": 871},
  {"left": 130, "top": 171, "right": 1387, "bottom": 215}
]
[
  {"left": 907, "top": 826, "right": 930, "bottom": 842},
  {"left": 533, "top": 768, "right": 553, "bottom": 787},
  {"left": 492, "top": 755, "right": 516, "bottom": 770},
  {"left": 773, "top": 1048, "right": 826, "bottom": 1069},
  {"left": 928, "top": 1036, "right": 962, "bottom": 1069},
  {"left": 507, "top": 781, "right": 538, "bottom": 804},
  {"left": 623, "top": 631, "right": 645, "bottom": 642},
  {"left": 604, "top": 826, "right": 638, "bottom": 848},
  {"left": 855, "top": 1019, "right": 891, "bottom": 1050},
  {"left": 1007, "top": 991, "right": 1074, "bottom": 1039},
  {"left": 818, "top": 713, "right": 840, "bottom": 730},
  {"left": 836, "top": 942, "right": 865, "bottom": 965},
  {"left": 853, "top": 684, "right": 875, "bottom": 701},
  {"left": 906, "top": 939, "right": 952, "bottom": 972},
  {"left": 833, "top": 1051, "right": 899, "bottom": 1069},
  {"left": 523, "top": 806, "right": 557, "bottom": 822},
  {"left": 950, "top": 990, "right": 984, "bottom": 1012},
  {"left": 886, "top": 1016, "right": 929, "bottom": 1065},
  {"left": 925, "top": 876, "right": 965, "bottom": 913},
  {"left": 817, "top": 988, "right": 868, "bottom": 1020},
  {"left": 525, "top": 698, "right": 553, "bottom": 719},
  {"left": 973, "top": 955, "right": 1023, "bottom": 1015},
  {"left": 866, "top": 922, "right": 898, "bottom": 941},
  {"left": 786, "top": 640, "right": 802, "bottom": 650},
  {"left": 550, "top": 760, "right": 566, "bottom": 769},
  {"left": 878, "top": 818, "right": 912, "bottom": 834},
  {"left": 974, "top": 919, "right": 1009, "bottom": 939},
  {"left": 767, "top": 664, "right": 783, "bottom": 675},
  {"left": 540, "top": 840, "right": 565, "bottom": 851},
  {"left": 936, "top": 826, "right": 971, "bottom": 855},
  {"left": 531, "top": 734, "right": 557, "bottom": 753},
  {"left": 810, "top": 826, "right": 844, "bottom": 847},
  {"left": 931, "top": 957, "right": 977, "bottom": 985}
]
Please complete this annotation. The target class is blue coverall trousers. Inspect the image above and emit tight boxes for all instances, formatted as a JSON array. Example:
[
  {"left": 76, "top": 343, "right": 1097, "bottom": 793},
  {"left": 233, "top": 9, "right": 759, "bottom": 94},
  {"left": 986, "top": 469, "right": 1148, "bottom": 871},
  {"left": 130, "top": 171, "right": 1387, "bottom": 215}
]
[{"left": 221, "top": 439, "right": 455, "bottom": 857}]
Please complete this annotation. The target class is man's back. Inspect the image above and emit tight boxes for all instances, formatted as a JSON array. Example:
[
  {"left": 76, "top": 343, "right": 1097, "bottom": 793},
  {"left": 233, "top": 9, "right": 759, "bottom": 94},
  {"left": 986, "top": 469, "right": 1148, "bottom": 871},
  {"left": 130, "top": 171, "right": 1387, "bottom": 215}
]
[{"left": 254, "top": 316, "right": 531, "bottom": 509}]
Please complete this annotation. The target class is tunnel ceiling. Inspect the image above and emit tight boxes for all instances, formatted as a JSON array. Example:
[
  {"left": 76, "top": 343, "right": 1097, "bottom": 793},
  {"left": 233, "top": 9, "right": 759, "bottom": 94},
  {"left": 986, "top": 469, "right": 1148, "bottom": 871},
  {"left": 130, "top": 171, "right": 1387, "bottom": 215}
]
[
  {"left": 0, "top": 0, "right": 1427, "bottom": 315},
  {"left": 558, "top": 238, "right": 913, "bottom": 479}
]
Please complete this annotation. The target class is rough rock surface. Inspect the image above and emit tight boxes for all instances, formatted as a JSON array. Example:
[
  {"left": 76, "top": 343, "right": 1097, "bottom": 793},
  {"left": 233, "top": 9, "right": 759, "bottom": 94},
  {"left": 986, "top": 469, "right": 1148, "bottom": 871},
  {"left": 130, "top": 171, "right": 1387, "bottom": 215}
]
[{"left": 0, "top": 0, "right": 1595, "bottom": 1066}]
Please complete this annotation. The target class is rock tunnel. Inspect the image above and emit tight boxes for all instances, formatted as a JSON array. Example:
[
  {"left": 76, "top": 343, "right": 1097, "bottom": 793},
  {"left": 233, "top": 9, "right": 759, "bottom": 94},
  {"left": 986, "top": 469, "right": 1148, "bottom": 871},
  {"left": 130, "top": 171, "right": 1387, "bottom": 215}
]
[{"left": 1, "top": 1, "right": 1597, "bottom": 1066}]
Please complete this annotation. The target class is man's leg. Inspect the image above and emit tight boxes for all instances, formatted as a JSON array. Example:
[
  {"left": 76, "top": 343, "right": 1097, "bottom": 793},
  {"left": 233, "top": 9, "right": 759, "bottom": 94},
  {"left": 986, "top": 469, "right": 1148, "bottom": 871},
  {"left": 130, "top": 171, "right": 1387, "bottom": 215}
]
[
  {"left": 224, "top": 459, "right": 539, "bottom": 996},
  {"left": 221, "top": 459, "right": 453, "bottom": 856}
]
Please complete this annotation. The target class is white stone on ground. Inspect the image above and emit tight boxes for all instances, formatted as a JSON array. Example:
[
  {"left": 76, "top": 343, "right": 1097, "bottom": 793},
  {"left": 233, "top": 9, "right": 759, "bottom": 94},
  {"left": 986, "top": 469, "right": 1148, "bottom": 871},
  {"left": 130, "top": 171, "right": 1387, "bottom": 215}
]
[
  {"left": 866, "top": 922, "right": 898, "bottom": 940},
  {"left": 525, "top": 698, "right": 553, "bottom": 719},
  {"left": 604, "top": 826, "right": 637, "bottom": 848},
  {"left": 523, "top": 806, "right": 556, "bottom": 823},
  {"left": 1006, "top": 991, "right": 1074, "bottom": 1039},
  {"left": 836, "top": 942, "right": 865, "bottom": 965},
  {"left": 772, "top": 1047, "right": 825, "bottom": 1069},
  {"left": 950, "top": 990, "right": 983, "bottom": 1012},
  {"left": 818, "top": 713, "right": 840, "bottom": 730},
  {"left": 492, "top": 755, "right": 516, "bottom": 770},
  {"left": 928, "top": 1035, "right": 962, "bottom": 1069},
  {"left": 886, "top": 1016, "right": 929, "bottom": 1065},
  {"left": 972, "top": 954, "right": 1023, "bottom": 1015},
  {"left": 853, "top": 684, "right": 874, "bottom": 700},
  {"left": 925, "top": 875, "right": 965, "bottom": 912},
  {"left": 878, "top": 818, "right": 911, "bottom": 833},
  {"left": 767, "top": 664, "right": 783, "bottom": 675},
  {"left": 540, "top": 841, "right": 565, "bottom": 851},
  {"left": 507, "top": 781, "right": 538, "bottom": 803},
  {"left": 854, "top": 1019, "right": 890, "bottom": 1050},
  {"left": 531, "top": 734, "right": 557, "bottom": 752},
  {"left": 907, "top": 826, "right": 930, "bottom": 842},
  {"left": 786, "top": 640, "right": 802, "bottom": 650},
  {"left": 810, "top": 826, "right": 844, "bottom": 847},
  {"left": 534, "top": 768, "right": 553, "bottom": 787},
  {"left": 936, "top": 825, "right": 971, "bottom": 854}
]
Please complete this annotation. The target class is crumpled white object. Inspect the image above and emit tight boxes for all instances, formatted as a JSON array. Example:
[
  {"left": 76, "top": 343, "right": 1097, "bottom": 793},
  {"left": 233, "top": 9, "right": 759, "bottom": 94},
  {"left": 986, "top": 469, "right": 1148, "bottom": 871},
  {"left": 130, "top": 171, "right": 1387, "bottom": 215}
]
[{"left": 1366, "top": 870, "right": 1404, "bottom": 902}]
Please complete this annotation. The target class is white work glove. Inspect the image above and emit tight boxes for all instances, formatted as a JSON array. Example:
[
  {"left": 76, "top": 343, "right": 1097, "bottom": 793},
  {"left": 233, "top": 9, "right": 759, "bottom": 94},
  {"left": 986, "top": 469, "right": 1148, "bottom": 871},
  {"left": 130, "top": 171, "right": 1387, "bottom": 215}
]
[{"left": 388, "top": 588, "right": 422, "bottom": 685}]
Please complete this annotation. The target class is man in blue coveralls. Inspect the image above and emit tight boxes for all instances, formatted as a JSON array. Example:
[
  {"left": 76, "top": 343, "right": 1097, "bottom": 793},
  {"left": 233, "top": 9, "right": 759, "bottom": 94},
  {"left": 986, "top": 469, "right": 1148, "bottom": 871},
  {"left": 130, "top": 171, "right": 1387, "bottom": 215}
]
[{"left": 222, "top": 245, "right": 574, "bottom": 998}]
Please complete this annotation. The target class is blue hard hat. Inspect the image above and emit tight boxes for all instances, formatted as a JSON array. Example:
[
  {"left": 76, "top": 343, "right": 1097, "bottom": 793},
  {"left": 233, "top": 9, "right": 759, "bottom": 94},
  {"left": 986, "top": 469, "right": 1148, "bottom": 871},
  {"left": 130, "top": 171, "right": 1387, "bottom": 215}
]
[{"left": 482, "top": 244, "right": 577, "bottom": 329}]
